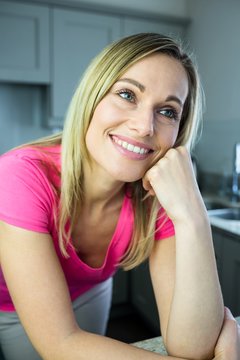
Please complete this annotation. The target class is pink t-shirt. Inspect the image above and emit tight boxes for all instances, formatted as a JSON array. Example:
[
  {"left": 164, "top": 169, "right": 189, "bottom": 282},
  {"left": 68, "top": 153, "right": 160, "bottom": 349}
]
[{"left": 0, "top": 145, "right": 175, "bottom": 312}]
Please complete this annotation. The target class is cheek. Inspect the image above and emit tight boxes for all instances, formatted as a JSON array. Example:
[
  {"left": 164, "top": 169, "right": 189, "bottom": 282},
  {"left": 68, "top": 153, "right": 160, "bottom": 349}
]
[{"left": 156, "top": 125, "right": 180, "bottom": 150}]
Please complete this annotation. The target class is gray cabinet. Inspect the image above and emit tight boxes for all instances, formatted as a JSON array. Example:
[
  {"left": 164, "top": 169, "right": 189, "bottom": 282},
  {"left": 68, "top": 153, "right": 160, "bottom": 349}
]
[
  {"left": 131, "top": 261, "right": 160, "bottom": 333},
  {"left": 123, "top": 16, "right": 186, "bottom": 39},
  {"left": 50, "top": 9, "right": 121, "bottom": 122},
  {"left": 0, "top": 1, "right": 50, "bottom": 83},
  {"left": 212, "top": 229, "right": 224, "bottom": 285},
  {"left": 212, "top": 227, "right": 240, "bottom": 317},
  {"left": 112, "top": 269, "right": 129, "bottom": 305},
  {"left": 221, "top": 235, "right": 240, "bottom": 316},
  {"left": 50, "top": 10, "right": 186, "bottom": 124},
  {"left": 130, "top": 227, "right": 240, "bottom": 332},
  {"left": 0, "top": 1, "right": 187, "bottom": 126}
]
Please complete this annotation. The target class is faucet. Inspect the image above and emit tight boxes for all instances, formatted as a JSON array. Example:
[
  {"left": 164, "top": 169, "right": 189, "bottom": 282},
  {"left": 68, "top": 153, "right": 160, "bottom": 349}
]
[{"left": 232, "top": 142, "right": 240, "bottom": 199}]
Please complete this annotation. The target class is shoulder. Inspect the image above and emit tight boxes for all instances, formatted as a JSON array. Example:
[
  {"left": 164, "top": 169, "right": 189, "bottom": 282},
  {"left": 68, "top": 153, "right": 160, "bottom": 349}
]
[
  {"left": 0, "top": 145, "right": 61, "bottom": 184},
  {"left": 0, "top": 145, "right": 61, "bottom": 232}
]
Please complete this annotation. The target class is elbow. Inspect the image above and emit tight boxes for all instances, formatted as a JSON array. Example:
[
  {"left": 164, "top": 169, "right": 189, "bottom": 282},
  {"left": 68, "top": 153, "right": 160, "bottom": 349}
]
[
  {"left": 35, "top": 327, "right": 81, "bottom": 360},
  {"left": 166, "top": 343, "right": 214, "bottom": 360},
  {"left": 165, "top": 330, "right": 220, "bottom": 360},
  {"left": 165, "top": 306, "right": 224, "bottom": 360}
]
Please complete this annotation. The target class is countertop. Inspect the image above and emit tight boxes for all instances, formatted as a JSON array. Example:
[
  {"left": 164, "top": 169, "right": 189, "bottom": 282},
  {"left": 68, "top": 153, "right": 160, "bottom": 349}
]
[
  {"left": 132, "top": 317, "right": 240, "bottom": 355},
  {"left": 209, "top": 215, "right": 240, "bottom": 236},
  {"left": 203, "top": 193, "right": 240, "bottom": 237}
]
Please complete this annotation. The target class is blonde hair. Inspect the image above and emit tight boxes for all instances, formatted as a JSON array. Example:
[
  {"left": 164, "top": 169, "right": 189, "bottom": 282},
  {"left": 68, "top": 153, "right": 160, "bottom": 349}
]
[{"left": 22, "top": 33, "right": 204, "bottom": 270}]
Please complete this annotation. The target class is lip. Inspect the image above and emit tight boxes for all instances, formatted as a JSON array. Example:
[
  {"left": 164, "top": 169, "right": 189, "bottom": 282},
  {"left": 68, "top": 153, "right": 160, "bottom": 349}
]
[
  {"left": 110, "top": 134, "right": 154, "bottom": 151},
  {"left": 110, "top": 134, "right": 154, "bottom": 160}
]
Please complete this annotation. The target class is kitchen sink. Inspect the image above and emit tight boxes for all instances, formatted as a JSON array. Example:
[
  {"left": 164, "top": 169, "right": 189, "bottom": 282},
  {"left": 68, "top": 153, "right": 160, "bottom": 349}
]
[{"left": 208, "top": 208, "right": 240, "bottom": 221}]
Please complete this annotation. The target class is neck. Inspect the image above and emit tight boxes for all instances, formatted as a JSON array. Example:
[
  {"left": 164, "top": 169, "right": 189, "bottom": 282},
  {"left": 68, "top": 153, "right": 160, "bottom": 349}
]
[{"left": 82, "top": 162, "right": 125, "bottom": 210}]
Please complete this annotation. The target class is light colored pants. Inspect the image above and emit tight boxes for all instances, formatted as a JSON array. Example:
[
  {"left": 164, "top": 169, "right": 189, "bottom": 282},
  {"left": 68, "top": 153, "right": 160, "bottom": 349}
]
[{"left": 0, "top": 277, "right": 113, "bottom": 360}]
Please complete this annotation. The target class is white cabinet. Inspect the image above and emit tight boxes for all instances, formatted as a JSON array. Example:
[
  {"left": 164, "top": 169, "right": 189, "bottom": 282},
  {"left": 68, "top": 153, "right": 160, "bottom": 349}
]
[
  {"left": 123, "top": 16, "right": 186, "bottom": 39},
  {"left": 0, "top": 1, "right": 50, "bottom": 83},
  {"left": 50, "top": 9, "right": 121, "bottom": 121}
]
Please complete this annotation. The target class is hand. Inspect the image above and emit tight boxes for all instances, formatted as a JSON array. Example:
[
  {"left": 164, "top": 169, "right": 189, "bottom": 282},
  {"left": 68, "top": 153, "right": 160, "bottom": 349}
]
[
  {"left": 213, "top": 307, "right": 240, "bottom": 360},
  {"left": 142, "top": 146, "right": 206, "bottom": 222}
]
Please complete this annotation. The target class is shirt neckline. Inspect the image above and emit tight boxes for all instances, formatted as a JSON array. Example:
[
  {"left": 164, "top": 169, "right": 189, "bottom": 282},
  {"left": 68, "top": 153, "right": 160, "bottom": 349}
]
[{"left": 70, "top": 193, "right": 131, "bottom": 271}]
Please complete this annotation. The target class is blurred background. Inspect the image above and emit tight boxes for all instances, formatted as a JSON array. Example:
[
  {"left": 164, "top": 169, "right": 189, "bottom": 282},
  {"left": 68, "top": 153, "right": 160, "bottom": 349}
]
[{"left": 0, "top": 0, "right": 239, "bottom": 344}]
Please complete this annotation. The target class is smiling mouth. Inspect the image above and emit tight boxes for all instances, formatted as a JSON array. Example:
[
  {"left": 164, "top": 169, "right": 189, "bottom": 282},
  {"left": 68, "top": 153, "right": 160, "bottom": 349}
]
[{"left": 111, "top": 135, "right": 153, "bottom": 155}]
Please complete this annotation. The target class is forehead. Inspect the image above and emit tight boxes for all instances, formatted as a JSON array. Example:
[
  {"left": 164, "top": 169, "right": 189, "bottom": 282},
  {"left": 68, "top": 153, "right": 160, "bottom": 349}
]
[
  {"left": 121, "top": 53, "right": 187, "bottom": 80},
  {"left": 118, "top": 53, "right": 189, "bottom": 100}
]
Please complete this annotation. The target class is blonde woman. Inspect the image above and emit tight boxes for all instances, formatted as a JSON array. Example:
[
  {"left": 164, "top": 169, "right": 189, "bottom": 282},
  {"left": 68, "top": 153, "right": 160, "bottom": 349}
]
[{"left": 0, "top": 33, "right": 236, "bottom": 360}]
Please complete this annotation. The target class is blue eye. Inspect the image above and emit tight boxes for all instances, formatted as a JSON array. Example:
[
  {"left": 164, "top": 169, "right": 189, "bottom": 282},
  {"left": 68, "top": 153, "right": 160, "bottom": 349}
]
[
  {"left": 158, "top": 108, "right": 179, "bottom": 121},
  {"left": 117, "top": 89, "right": 135, "bottom": 102}
]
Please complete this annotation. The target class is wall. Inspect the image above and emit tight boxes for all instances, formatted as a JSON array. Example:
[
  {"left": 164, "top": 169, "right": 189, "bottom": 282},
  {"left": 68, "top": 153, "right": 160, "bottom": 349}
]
[{"left": 186, "top": 0, "right": 240, "bottom": 175}]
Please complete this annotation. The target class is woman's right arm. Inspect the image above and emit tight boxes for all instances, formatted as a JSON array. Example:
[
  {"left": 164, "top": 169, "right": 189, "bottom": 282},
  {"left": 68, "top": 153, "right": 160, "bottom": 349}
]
[{"left": 0, "top": 220, "right": 186, "bottom": 360}]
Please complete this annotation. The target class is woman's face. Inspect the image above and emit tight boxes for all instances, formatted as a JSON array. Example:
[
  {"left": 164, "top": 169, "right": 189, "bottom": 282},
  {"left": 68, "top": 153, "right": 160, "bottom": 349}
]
[{"left": 85, "top": 53, "right": 189, "bottom": 182}]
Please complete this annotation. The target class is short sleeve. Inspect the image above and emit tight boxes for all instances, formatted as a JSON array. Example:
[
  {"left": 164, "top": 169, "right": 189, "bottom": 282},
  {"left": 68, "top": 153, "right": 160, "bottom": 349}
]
[
  {"left": 0, "top": 153, "right": 53, "bottom": 233},
  {"left": 155, "top": 207, "right": 175, "bottom": 240}
]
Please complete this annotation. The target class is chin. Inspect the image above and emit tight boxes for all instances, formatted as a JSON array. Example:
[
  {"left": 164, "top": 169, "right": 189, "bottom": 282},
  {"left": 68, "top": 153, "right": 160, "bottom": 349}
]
[{"left": 111, "top": 170, "right": 144, "bottom": 183}]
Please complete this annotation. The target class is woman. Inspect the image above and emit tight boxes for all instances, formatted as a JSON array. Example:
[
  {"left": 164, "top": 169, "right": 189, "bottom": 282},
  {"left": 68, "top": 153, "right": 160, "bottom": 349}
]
[{"left": 0, "top": 32, "right": 235, "bottom": 359}]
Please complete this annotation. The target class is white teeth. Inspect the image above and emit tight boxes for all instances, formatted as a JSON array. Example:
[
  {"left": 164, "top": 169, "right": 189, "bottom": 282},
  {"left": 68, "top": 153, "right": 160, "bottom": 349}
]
[
  {"left": 134, "top": 146, "right": 140, "bottom": 153},
  {"left": 112, "top": 137, "right": 149, "bottom": 155},
  {"left": 127, "top": 144, "right": 134, "bottom": 151}
]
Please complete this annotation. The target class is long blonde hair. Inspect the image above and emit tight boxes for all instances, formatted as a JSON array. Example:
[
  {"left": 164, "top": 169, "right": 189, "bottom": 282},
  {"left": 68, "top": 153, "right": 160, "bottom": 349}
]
[{"left": 22, "top": 33, "right": 204, "bottom": 270}]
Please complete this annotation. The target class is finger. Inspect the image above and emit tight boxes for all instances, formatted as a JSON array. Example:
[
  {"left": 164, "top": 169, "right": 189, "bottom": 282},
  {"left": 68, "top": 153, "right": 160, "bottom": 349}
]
[
  {"left": 224, "top": 307, "right": 235, "bottom": 320},
  {"left": 142, "top": 179, "right": 156, "bottom": 198}
]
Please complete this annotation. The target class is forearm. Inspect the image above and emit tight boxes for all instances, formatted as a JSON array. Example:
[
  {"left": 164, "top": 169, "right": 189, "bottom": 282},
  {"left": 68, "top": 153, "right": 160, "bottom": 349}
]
[
  {"left": 166, "top": 214, "right": 224, "bottom": 360},
  {"left": 47, "top": 329, "right": 187, "bottom": 360}
]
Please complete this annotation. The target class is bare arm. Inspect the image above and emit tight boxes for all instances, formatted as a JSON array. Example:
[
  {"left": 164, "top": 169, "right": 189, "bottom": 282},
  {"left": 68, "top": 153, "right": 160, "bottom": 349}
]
[
  {"left": 0, "top": 221, "right": 188, "bottom": 360},
  {"left": 145, "top": 147, "right": 224, "bottom": 360}
]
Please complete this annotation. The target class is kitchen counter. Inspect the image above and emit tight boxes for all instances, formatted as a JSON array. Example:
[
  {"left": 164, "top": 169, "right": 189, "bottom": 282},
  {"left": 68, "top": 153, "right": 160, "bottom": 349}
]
[
  {"left": 132, "top": 317, "right": 240, "bottom": 355},
  {"left": 203, "top": 193, "right": 240, "bottom": 237},
  {"left": 209, "top": 216, "right": 240, "bottom": 237}
]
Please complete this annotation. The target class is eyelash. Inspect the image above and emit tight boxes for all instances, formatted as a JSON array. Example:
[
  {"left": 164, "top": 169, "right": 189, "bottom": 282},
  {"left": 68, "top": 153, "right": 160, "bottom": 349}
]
[
  {"left": 116, "top": 89, "right": 135, "bottom": 102},
  {"left": 116, "top": 88, "right": 180, "bottom": 122},
  {"left": 158, "top": 108, "right": 180, "bottom": 122}
]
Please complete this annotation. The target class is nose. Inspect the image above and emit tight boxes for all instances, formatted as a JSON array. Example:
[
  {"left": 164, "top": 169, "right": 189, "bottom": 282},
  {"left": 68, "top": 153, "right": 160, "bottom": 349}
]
[{"left": 127, "top": 109, "right": 154, "bottom": 137}]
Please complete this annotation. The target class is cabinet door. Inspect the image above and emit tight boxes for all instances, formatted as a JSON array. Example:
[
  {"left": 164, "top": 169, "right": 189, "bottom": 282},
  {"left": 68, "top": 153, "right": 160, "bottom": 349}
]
[
  {"left": 123, "top": 17, "right": 186, "bottom": 40},
  {"left": 222, "top": 237, "right": 240, "bottom": 316},
  {"left": 51, "top": 9, "right": 121, "bottom": 122},
  {"left": 211, "top": 227, "right": 224, "bottom": 285},
  {"left": 112, "top": 269, "right": 129, "bottom": 305},
  {"left": 0, "top": 1, "right": 49, "bottom": 83},
  {"left": 131, "top": 261, "right": 160, "bottom": 333}
]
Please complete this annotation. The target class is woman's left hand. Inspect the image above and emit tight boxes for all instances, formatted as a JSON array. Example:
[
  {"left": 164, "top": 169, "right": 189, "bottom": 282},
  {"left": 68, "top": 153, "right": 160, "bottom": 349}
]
[
  {"left": 142, "top": 146, "right": 206, "bottom": 222},
  {"left": 213, "top": 307, "right": 240, "bottom": 360}
]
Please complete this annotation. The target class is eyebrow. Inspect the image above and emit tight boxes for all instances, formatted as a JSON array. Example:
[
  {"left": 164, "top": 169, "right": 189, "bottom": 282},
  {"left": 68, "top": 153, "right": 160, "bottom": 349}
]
[
  {"left": 165, "top": 95, "right": 183, "bottom": 107},
  {"left": 116, "top": 78, "right": 145, "bottom": 92},
  {"left": 116, "top": 78, "right": 184, "bottom": 107}
]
